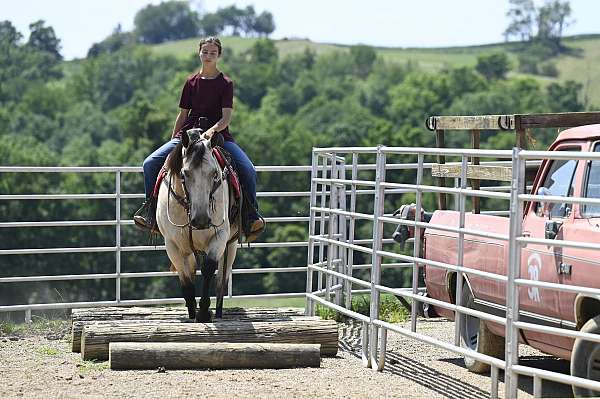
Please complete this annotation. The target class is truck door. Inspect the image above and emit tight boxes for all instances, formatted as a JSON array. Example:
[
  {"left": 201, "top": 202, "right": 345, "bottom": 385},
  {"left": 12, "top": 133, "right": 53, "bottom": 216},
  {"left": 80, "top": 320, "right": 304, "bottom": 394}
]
[
  {"left": 521, "top": 145, "right": 580, "bottom": 351},
  {"left": 559, "top": 142, "right": 600, "bottom": 333}
]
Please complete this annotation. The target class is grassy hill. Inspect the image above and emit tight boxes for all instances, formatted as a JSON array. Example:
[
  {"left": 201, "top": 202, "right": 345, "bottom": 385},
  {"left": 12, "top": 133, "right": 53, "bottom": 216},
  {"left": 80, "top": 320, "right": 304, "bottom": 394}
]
[{"left": 151, "top": 35, "right": 600, "bottom": 107}]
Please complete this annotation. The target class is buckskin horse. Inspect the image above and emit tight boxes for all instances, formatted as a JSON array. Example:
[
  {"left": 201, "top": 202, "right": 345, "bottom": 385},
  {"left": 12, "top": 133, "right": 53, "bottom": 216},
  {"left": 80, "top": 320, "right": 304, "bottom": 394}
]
[{"left": 156, "top": 132, "right": 239, "bottom": 322}]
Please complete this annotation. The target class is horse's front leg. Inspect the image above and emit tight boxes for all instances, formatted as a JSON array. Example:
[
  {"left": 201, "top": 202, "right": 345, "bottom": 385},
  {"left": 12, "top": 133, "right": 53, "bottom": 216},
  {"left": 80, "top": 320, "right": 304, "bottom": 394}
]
[
  {"left": 196, "top": 256, "right": 217, "bottom": 323},
  {"left": 215, "top": 239, "right": 236, "bottom": 319},
  {"left": 166, "top": 241, "right": 197, "bottom": 320}
]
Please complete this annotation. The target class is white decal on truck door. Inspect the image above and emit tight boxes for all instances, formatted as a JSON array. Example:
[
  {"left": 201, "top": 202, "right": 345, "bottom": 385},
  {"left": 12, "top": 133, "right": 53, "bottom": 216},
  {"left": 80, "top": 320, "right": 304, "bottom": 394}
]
[{"left": 527, "top": 253, "right": 542, "bottom": 302}]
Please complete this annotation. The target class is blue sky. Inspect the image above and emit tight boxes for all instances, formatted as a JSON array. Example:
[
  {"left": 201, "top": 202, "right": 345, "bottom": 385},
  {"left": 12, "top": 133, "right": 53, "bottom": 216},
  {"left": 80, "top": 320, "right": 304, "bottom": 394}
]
[{"left": 3, "top": 0, "right": 599, "bottom": 60}]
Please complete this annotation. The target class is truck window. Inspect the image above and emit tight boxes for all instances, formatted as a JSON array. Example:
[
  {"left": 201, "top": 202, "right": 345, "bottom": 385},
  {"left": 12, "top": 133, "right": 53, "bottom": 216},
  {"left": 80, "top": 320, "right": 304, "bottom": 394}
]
[
  {"left": 535, "top": 149, "right": 578, "bottom": 218},
  {"left": 582, "top": 142, "right": 600, "bottom": 217}
]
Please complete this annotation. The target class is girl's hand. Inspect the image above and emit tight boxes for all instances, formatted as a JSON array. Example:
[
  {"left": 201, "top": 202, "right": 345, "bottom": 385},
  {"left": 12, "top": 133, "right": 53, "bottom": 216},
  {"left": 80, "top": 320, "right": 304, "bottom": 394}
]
[{"left": 202, "top": 128, "right": 215, "bottom": 140}]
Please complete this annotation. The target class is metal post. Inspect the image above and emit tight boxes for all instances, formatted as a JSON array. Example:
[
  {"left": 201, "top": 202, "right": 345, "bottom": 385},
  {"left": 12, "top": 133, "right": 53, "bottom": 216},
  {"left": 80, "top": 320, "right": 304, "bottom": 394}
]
[
  {"left": 317, "top": 156, "right": 328, "bottom": 296},
  {"left": 411, "top": 153, "right": 424, "bottom": 332},
  {"left": 336, "top": 157, "right": 347, "bottom": 307},
  {"left": 346, "top": 153, "right": 358, "bottom": 310},
  {"left": 491, "top": 365, "right": 499, "bottom": 399},
  {"left": 505, "top": 147, "right": 525, "bottom": 398},
  {"left": 454, "top": 155, "right": 468, "bottom": 346},
  {"left": 533, "top": 375, "right": 542, "bottom": 398},
  {"left": 325, "top": 153, "right": 338, "bottom": 303},
  {"left": 369, "top": 146, "right": 386, "bottom": 369},
  {"left": 470, "top": 130, "right": 481, "bottom": 213},
  {"left": 305, "top": 151, "right": 319, "bottom": 315},
  {"left": 24, "top": 309, "right": 32, "bottom": 323},
  {"left": 115, "top": 170, "right": 121, "bottom": 303}
]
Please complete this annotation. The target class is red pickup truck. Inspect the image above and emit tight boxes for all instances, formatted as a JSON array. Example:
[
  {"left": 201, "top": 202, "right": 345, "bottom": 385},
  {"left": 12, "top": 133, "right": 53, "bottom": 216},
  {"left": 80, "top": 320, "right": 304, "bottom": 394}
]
[{"left": 399, "top": 124, "right": 600, "bottom": 393}]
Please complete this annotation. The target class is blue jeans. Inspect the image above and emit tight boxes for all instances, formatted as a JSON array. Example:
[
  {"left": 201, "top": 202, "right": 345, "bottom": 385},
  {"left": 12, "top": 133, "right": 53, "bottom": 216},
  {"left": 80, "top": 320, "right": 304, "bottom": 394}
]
[
  {"left": 142, "top": 138, "right": 258, "bottom": 219},
  {"left": 143, "top": 138, "right": 180, "bottom": 199}
]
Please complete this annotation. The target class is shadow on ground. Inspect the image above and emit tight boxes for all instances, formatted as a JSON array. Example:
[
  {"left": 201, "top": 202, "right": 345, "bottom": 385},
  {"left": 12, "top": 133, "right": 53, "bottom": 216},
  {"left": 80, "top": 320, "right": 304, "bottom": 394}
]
[{"left": 339, "top": 321, "right": 573, "bottom": 399}]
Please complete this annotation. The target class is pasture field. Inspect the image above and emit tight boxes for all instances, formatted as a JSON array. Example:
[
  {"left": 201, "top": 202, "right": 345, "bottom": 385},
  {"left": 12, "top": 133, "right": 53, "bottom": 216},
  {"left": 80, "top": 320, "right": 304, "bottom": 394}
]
[{"left": 150, "top": 34, "right": 600, "bottom": 106}]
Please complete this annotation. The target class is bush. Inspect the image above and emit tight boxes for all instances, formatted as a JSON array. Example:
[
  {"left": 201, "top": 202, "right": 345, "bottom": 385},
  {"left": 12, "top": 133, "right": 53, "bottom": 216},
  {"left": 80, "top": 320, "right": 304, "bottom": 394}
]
[
  {"left": 315, "top": 294, "right": 409, "bottom": 323},
  {"left": 539, "top": 61, "right": 559, "bottom": 77}
]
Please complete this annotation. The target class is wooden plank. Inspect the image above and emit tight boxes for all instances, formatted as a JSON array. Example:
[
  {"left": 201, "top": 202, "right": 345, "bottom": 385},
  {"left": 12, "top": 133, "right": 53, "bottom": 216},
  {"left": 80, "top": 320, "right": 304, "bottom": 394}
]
[
  {"left": 431, "top": 164, "right": 512, "bottom": 182},
  {"left": 81, "top": 319, "right": 339, "bottom": 360},
  {"left": 71, "top": 307, "right": 307, "bottom": 353},
  {"left": 109, "top": 342, "right": 321, "bottom": 370},
  {"left": 470, "top": 130, "right": 481, "bottom": 214},
  {"left": 516, "top": 112, "right": 600, "bottom": 130},
  {"left": 72, "top": 315, "right": 320, "bottom": 353},
  {"left": 435, "top": 130, "right": 447, "bottom": 210},
  {"left": 427, "top": 115, "right": 514, "bottom": 131}
]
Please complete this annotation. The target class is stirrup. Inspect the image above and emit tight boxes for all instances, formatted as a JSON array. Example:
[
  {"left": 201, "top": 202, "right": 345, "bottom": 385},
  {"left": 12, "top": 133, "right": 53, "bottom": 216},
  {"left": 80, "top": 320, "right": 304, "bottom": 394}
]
[
  {"left": 133, "top": 200, "right": 160, "bottom": 235},
  {"left": 245, "top": 216, "right": 266, "bottom": 243}
]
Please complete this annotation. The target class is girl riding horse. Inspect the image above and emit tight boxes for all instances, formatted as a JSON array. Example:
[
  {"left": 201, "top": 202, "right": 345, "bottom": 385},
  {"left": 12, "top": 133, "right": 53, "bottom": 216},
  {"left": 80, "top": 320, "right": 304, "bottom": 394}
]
[{"left": 134, "top": 36, "right": 265, "bottom": 242}]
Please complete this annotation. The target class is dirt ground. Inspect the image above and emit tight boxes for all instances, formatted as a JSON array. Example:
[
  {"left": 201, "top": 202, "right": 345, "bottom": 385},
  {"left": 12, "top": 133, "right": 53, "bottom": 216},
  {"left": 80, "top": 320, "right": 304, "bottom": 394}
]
[{"left": 0, "top": 317, "right": 574, "bottom": 399}]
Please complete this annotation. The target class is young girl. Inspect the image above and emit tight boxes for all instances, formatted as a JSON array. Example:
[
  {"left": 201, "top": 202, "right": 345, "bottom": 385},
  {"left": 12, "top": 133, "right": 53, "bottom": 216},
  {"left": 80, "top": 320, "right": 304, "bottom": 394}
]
[{"left": 134, "top": 36, "right": 264, "bottom": 241}]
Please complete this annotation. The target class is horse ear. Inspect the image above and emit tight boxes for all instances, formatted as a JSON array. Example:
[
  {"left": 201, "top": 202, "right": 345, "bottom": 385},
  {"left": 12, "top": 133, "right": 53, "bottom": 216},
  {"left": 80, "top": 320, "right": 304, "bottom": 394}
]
[{"left": 181, "top": 131, "right": 189, "bottom": 148}]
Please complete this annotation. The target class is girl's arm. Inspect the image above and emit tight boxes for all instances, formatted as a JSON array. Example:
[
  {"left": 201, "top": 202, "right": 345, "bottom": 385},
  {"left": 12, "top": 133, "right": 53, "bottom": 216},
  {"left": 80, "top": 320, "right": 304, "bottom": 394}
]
[
  {"left": 171, "top": 108, "right": 190, "bottom": 139},
  {"left": 203, "top": 108, "right": 233, "bottom": 139}
]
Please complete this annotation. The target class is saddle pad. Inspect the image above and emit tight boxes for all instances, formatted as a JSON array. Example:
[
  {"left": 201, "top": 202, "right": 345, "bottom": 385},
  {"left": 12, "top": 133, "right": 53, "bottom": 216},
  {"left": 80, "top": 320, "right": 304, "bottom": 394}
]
[
  {"left": 212, "top": 147, "right": 241, "bottom": 200},
  {"left": 152, "top": 167, "right": 168, "bottom": 198}
]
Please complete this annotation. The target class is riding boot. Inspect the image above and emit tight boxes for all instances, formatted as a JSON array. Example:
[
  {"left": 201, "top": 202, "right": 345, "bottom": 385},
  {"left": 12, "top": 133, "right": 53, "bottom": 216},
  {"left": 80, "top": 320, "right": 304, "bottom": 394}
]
[
  {"left": 245, "top": 213, "right": 266, "bottom": 243},
  {"left": 133, "top": 199, "right": 160, "bottom": 235}
]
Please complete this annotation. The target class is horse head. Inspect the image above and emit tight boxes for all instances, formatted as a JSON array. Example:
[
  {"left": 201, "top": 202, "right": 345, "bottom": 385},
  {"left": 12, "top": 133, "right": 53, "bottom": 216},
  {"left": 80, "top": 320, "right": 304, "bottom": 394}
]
[
  {"left": 180, "top": 133, "right": 225, "bottom": 230},
  {"left": 392, "top": 203, "right": 432, "bottom": 250}
]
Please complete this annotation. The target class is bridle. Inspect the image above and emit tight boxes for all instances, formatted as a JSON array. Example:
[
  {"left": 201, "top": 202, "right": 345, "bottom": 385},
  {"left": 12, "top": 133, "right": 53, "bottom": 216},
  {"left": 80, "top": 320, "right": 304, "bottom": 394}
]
[{"left": 164, "top": 140, "right": 226, "bottom": 255}]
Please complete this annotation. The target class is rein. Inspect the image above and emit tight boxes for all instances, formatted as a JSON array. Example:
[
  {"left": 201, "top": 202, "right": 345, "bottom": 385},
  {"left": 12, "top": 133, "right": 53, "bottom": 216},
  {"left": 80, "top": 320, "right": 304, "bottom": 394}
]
[{"left": 163, "top": 144, "right": 227, "bottom": 256}]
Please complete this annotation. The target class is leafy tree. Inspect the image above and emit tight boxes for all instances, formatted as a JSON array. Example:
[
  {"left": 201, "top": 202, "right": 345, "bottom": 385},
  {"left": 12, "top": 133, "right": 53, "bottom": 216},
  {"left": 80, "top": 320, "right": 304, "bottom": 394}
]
[
  {"left": 216, "top": 5, "right": 246, "bottom": 36},
  {"left": 200, "top": 13, "right": 225, "bottom": 36},
  {"left": 350, "top": 45, "right": 377, "bottom": 76},
  {"left": 546, "top": 80, "right": 583, "bottom": 112},
  {"left": 26, "top": 20, "right": 62, "bottom": 60},
  {"left": 537, "top": 0, "right": 572, "bottom": 48},
  {"left": 475, "top": 52, "right": 511, "bottom": 80},
  {"left": 505, "top": 0, "right": 536, "bottom": 41},
  {"left": 87, "top": 24, "right": 135, "bottom": 58},
  {"left": 253, "top": 11, "right": 275, "bottom": 37},
  {"left": 134, "top": 1, "right": 200, "bottom": 44}
]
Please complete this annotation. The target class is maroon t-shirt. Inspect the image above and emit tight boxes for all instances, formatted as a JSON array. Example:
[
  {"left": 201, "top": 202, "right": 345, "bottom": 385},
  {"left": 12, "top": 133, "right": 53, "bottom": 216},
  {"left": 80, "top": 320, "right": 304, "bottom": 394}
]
[{"left": 178, "top": 72, "right": 234, "bottom": 141}]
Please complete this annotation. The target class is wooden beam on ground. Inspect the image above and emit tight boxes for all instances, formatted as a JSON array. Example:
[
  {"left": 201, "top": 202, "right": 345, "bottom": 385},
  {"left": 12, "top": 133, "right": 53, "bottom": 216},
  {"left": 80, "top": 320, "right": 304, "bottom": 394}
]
[
  {"left": 71, "top": 307, "right": 308, "bottom": 353},
  {"left": 431, "top": 164, "right": 512, "bottom": 182},
  {"left": 72, "top": 315, "right": 322, "bottom": 353},
  {"left": 109, "top": 342, "right": 321, "bottom": 370},
  {"left": 81, "top": 319, "right": 338, "bottom": 361}
]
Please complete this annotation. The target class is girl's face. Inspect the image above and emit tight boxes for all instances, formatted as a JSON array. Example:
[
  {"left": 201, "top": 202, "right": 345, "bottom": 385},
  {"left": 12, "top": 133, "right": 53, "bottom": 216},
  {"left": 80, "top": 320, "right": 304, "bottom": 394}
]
[{"left": 199, "top": 43, "right": 220, "bottom": 65}]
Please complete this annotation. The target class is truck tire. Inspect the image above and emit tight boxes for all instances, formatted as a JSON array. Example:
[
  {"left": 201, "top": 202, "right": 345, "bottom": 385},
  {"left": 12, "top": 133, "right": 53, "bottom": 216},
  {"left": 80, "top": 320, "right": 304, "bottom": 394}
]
[
  {"left": 459, "top": 283, "right": 505, "bottom": 373},
  {"left": 571, "top": 315, "right": 600, "bottom": 397}
]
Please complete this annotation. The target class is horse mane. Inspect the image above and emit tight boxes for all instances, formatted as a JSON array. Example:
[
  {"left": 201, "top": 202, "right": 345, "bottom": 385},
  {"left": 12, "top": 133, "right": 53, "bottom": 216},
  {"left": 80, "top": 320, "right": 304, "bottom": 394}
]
[
  {"left": 164, "top": 140, "right": 207, "bottom": 176},
  {"left": 165, "top": 141, "right": 184, "bottom": 176}
]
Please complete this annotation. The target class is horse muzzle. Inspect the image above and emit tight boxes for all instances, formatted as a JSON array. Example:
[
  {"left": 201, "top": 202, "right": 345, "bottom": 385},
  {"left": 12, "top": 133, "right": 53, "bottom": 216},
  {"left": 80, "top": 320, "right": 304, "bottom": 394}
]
[{"left": 191, "top": 214, "right": 211, "bottom": 230}]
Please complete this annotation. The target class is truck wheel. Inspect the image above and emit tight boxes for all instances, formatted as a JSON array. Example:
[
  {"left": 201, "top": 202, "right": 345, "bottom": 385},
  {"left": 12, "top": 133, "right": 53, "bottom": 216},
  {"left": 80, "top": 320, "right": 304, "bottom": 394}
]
[
  {"left": 459, "top": 283, "right": 504, "bottom": 373},
  {"left": 571, "top": 315, "right": 600, "bottom": 397}
]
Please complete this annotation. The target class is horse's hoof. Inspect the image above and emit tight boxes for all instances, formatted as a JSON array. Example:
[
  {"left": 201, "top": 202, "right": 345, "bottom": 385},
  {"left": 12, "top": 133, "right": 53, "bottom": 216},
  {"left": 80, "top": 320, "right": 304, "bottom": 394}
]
[{"left": 196, "top": 309, "right": 212, "bottom": 323}]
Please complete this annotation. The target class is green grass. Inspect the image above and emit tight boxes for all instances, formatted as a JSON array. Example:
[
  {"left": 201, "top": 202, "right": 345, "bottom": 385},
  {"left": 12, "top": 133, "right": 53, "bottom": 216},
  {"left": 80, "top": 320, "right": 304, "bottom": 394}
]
[
  {"left": 316, "top": 293, "right": 409, "bottom": 323},
  {"left": 76, "top": 360, "right": 108, "bottom": 373},
  {"left": 37, "top": 346, "right": 60, "bottom": 356},
  {"left": 0, "top": 318, "right": 69, "bottom": 337},
  {"left": 223, "top": 296, "right": 305, "bottom": 308}
]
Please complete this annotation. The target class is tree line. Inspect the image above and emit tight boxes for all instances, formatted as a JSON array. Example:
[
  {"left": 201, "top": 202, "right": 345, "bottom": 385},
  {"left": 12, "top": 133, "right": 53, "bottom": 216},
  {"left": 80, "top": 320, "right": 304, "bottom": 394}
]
[
  {"left": 0, "top": 13, "right": 590, "bottom": 315},
  {"left": 88, "top": 2, "right": 275, "bottom": 57}
]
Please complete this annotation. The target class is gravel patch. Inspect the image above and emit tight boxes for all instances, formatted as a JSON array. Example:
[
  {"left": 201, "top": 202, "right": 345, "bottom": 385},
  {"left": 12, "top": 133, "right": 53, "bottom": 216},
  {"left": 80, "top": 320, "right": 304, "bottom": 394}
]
[{"left": 0, "top": 318, "right": 573, "bottom": 398}]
